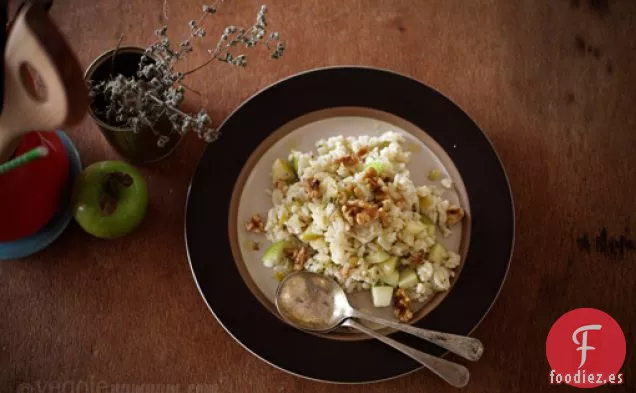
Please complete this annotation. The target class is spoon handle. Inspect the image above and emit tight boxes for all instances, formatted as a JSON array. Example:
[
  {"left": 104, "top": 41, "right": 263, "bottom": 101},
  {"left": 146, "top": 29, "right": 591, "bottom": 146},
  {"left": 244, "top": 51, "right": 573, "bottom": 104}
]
[
  {"left": 343, "top": 319, "right": 470, "bottom": 388},
  {"left": 350, "top": 310, "right": 484, "bottom": 361}
]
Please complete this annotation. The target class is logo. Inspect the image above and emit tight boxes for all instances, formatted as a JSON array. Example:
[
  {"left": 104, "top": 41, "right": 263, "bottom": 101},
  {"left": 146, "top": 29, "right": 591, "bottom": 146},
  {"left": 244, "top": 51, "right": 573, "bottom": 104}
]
[
  {"left": 572, "top": 324, "right": 602, "bottom": 368},
  {"left": 546, "top": 308, "right": 626, "bottom": 388}
]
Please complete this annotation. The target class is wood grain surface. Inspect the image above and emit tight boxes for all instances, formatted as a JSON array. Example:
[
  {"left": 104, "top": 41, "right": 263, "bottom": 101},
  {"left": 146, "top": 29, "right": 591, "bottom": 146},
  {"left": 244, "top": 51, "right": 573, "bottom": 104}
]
[{"left": 1, "top": 0, "right": 635, "bottom": 392}]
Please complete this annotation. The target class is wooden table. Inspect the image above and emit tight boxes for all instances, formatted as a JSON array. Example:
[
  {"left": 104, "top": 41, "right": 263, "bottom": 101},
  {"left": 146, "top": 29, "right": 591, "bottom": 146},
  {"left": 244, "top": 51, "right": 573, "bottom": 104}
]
[{"left": 2, "top": 0, "right": 635, "bottom": 392}]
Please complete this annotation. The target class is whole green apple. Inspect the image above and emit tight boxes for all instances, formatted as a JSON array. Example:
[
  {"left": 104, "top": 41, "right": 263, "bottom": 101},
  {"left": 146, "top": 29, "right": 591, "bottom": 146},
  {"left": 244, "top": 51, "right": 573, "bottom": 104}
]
[{"left": 72, "top": 160, "right": 148, "bottom": 239}]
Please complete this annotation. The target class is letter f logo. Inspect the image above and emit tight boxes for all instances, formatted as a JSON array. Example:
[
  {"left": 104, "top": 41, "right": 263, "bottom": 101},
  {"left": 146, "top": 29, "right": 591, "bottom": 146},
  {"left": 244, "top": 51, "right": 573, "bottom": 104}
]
[{"left": 572, "top": 324, "right": 602, "bottom": 368}]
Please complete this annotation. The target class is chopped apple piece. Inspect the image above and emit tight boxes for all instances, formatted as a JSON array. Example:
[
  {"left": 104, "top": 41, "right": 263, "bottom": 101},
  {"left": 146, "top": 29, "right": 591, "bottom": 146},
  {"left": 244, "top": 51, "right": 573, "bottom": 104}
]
[
  {"left": 404, "top": 221, "right": 426, "bottom": 235},
  {"left": 398, "top": 268, "right": 418, "bottom": 289},
  {"left": 366, "top": 250, "right": 391, "bottom": 264},
  {"left": 428, "top": 168, "right": 442, "bottom": 181},
  {"left": 273, "top": 271, "right": 287, "bottom": 281},
  {"left": 419, "top": 195, "right": 434, "bottom": 212},
  {"left": 379, "top": 256, "right": 398, "bottom": 275},
  {"left": 299, "top": 228, "right": 322, "bottom": 242},
  {"left": 418, "top": 215, "right": 435, "bottom": 235},
  {"left": 380, "top": 270, "right": 399, "bottom": 287},
  {"left": 371, "top": 286, "right": 394, "bottom": 307},
  {"left": 271, "top": 158, "right": 296, "bottom": 184},
  {"left": 363, "top": 161, "right": 391, "bottom": 176},
  {"left": 289, "top": 154, "right": 299, "bottom": 175},
  {"left": 428, "top": 243, "right": 448, "bottom": 263},
  {"left": 261, "top": 240, "right": 294, "bottom": 267}
]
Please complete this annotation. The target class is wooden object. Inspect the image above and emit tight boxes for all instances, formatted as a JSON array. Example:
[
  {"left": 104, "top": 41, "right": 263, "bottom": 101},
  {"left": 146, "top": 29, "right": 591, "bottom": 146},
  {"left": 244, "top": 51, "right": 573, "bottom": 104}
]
[{"left": 0, "top": 3, "right": 87, "bottom": 162}]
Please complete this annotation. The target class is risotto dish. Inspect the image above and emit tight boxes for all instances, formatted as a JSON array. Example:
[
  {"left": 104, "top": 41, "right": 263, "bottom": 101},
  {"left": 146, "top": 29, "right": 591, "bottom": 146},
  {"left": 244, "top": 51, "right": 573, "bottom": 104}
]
[{"left": 246, "top": 131, "right": 465, "bottom": 322}]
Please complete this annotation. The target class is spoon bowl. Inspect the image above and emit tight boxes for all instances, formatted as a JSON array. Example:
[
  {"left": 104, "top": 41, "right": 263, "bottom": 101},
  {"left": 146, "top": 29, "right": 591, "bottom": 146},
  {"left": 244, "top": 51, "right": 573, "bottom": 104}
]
[{"left": 275, "top": 270, "right": 352, "bottom": 332}]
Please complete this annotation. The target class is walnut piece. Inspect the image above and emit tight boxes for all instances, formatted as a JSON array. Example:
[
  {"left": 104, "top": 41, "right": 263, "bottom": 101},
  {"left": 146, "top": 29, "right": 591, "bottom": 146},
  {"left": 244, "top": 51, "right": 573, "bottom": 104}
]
[
  {"left": 341, "top": 200, "right": 380, "bottom": 226},
  {"left": 337, "top": 155, "right": 359, "bottom": 166},
  {"left": 364, "top": 169, "right": 390, "bottom": 202},
  {"left": 352, "top": 185, "right": 366, "bottom": 200},
  {"left": 341, "top": 205, "right": 354, "bottom": 225},
  {"left": 337, "top": 190, "right": 349, "bottom": 206},
  {"left": 377, "top": 186, "right": 390, "bottom": 201},
  {"left": 446, "top": 205, "right": 465, "bottom": 225},
  {"left": 364, "top": 166, "right": 378, "bottom": 179},
  {"left": 410, "top": 250, "right": 424, "bottom": 265},
  {"left": 355, "top": 211, "right": 373, "bottom": 226},
  {"left": 378, "top": 209, "right": 390, "bottom": 226},
  {"left": 291, "top": 245, "right": 310, "bottom": 271},
  {"left": 394, "top": 288, "right": 414, "bottom": 322},
  {"left": 305, "top": 177, "right": 321, "bottom": 199},
  {"left": 378, "top": 199, "right": 392, "bottom": 226},
  {"left": 246, "top": 214, "right": 265, "bottom": 233}
]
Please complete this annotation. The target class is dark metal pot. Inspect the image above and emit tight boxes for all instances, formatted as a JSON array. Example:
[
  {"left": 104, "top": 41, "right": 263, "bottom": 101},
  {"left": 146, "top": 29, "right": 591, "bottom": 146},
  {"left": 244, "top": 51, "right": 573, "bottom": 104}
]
[{"left": 84, "top": 46, "right": 183, "bottom": 164}]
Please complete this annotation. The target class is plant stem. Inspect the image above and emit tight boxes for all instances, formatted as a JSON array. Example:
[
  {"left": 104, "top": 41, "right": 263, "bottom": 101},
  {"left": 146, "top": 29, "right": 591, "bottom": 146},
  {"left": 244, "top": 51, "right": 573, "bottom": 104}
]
[
  {"left": 110, "top": 32, "right": 125, "bottom": 77},
  {"left": 182, "top": 34, "right": 226, "bottom": 77},
  {"left": 179, "top": 82, "right": 202, "bottom": 96},
  {"left": 147, "top": 94, "right": 190, "bottom": 119},
  {"left": 181, "top": 55, "right": 218, "bottom": 77},
  {"left": 167, "top": 0, "right": 221, "bottom": 68}
]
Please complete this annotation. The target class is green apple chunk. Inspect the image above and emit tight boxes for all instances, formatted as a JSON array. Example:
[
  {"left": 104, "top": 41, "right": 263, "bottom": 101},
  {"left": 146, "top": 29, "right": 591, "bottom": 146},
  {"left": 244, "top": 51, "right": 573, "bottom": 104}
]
[
  {"left": 371, "top": 286, "right": 394, "bottom": 307},
  {"left": 405, "top": 220, "right": 426, "bottom": 235},
  {"left": 72, "top": 161, "right": 148, "bottom": 239},
  {"left": 261, "top": 240, "right": 294, "bottom": 267},
  {"left": 419, "top": 215, "right": 435, "bottom": 235},
  {"left": 288, "top": 153, "right": 299, "bottom": 175},
  {"left": 398, "top": 268, "right": 418, "bottom": 289},
  {"left": 420, "top": 215, "right": 433, "bottom": 225},
  {"left": 366, "top": 250, "right": 391, "bottom": 264},
  {"left": 419, "top": 195, "right": 434, "bottom": 212},
  {"left": 425, "top": 224, "right": 436, "bottom": 236},
  {"left": 428, "top": 243, "right": 448, "bottom": 263},
  {"left": 380, "top": 270, "right": 399, "bottom": 287},
  {"left": 364, "top": 161, "right": 390, "bottom": 176},
  {"left": 299, "top": 228, "right": 322, "bottom": 242},
  {"left": 428, "top": 168, "right": 442, "bottom": 181},
  {"left": 379, "top": 256, "right": 398, "bottom": 275},
  {"left": 272, "top": 158, "right": 296, "bottom": 184}
]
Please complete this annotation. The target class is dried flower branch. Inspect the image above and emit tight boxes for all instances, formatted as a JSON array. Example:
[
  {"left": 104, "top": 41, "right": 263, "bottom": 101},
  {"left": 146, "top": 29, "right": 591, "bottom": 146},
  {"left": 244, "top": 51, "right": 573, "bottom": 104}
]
[
  {"left": 110, "top": 32, "right": 125, "bottom": 76},
  {"left": 89, "top": 2, "right": 285, "bottom": 147}
]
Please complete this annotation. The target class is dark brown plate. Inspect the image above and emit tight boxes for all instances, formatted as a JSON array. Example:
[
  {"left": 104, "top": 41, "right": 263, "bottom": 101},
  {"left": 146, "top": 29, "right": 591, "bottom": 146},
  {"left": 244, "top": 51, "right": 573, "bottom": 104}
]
[{"left": 185, "top": 66, "right": 514, "bottom": 383}]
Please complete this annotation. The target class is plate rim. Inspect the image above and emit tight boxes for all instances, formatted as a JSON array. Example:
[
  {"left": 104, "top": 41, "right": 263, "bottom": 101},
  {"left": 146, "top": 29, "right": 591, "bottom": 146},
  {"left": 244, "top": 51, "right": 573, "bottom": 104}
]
[{"left": 185, "top": 65, "right": 515, "bottom": 384}]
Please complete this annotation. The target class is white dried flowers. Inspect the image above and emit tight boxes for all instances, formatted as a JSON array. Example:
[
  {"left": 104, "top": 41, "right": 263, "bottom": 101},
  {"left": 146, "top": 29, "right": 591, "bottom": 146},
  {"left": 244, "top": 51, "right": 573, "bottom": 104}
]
[{"left": 89, "top": 2, "right": 285, "bottom": 147}]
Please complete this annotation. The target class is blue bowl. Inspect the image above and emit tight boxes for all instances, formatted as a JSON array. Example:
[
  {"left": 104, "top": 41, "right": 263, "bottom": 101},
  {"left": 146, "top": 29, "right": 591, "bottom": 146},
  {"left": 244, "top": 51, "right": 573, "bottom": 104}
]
[{"left": 0, "top": 131, "right": 83, "bottom": 260}]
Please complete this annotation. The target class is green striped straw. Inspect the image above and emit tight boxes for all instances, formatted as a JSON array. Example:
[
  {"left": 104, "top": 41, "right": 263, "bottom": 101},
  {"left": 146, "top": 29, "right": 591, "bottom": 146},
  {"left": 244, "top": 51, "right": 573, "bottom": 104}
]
[{"left": 0, "top": 146, "right": 49, "bottom": 175}]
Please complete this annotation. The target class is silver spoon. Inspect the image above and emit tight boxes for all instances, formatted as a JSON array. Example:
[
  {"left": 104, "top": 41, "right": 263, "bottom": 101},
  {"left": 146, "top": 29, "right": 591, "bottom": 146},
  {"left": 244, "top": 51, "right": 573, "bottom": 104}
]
[
  {"left": 275, "top": 271, "right": 478, "bottom": 388},
  {"left": 276, "top": 271, "right": 484, "bottom": 360}
]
